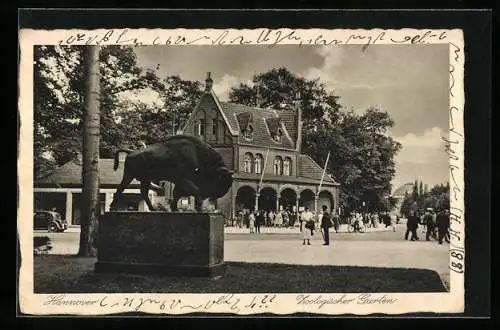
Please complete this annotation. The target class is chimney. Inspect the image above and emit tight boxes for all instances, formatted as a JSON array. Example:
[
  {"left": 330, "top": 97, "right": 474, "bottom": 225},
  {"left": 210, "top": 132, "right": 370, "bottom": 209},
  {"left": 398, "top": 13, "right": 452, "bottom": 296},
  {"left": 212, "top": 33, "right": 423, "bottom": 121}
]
[
  {"left": 294, "top": 91, "right": 302, "bottom": 152},
  {"left": 205, "top": 72, "right": 213, "bottom": 93}
]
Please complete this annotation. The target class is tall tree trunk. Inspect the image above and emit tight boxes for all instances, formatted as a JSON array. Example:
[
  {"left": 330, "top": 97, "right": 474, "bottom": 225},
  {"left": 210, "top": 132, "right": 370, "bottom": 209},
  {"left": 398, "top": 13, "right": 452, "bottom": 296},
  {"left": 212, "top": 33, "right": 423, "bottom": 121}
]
[{"left": 78, "top": 46, "right": 100, "bottom": 257}]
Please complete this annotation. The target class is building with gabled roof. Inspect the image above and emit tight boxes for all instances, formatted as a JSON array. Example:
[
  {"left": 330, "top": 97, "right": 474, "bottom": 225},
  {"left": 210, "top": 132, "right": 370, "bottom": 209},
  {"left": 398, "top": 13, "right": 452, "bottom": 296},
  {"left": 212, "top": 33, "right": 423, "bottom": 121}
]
[
  {"left": 33, "top": 72, "right": 341, "bottom": 225},
  {"left": 180, "top": 73, "right": 340, "bottom": 219},
  {"left": 34, "top": 156, "right": 163, "bottom": 226}
]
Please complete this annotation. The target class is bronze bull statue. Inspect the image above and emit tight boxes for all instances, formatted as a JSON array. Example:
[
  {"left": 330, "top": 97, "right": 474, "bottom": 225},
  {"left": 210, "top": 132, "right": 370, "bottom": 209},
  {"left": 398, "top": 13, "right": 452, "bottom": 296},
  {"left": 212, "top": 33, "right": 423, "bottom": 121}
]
[{"left": 110, "top": 135, "right": 233, "bottom": 212}]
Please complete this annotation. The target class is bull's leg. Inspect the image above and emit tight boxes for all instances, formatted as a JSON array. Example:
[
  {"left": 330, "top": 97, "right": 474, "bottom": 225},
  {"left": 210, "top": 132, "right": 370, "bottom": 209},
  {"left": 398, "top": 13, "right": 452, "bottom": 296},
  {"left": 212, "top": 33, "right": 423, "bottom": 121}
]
[
  {"left": 140, "top": 180, "right": 156, "bottom": 211},
  {"left": 194, "top": 196, "right": 204, "bottom": 213},
  {"left": 110, "top": 171, "right": 134, "bottom": 210},
  {"left": 170, "top": 186, "right": 181, "bottom": 212}
]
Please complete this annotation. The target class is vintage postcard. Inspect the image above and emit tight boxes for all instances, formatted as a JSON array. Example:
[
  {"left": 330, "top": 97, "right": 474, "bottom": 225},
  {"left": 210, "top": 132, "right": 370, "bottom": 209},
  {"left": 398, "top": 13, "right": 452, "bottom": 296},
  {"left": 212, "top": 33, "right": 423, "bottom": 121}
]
[{"left": 18, "top": 28, "right": 465, "bottom": 315}]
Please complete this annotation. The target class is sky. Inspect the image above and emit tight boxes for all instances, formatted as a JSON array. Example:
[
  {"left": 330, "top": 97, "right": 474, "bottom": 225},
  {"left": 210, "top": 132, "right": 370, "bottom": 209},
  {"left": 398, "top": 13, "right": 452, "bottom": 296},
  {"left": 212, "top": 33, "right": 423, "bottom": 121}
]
[{"left": 132, "top": 45, "right": 450, "bottom": 192}]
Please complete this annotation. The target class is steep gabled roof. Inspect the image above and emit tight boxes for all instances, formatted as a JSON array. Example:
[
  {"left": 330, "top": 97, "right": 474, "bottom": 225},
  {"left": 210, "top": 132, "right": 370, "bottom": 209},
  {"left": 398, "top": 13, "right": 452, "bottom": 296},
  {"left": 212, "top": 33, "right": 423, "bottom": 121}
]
[
  {"left": 298, "top": 154, "right": 339, "bottom": 185},
  {"left": 35, "top": 159, "right": 160, "bottom": 190}
]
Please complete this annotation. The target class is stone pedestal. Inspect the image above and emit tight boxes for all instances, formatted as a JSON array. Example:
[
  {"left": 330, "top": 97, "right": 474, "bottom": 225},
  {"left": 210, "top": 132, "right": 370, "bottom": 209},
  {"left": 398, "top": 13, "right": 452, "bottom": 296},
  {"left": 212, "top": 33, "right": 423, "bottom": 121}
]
[{"left": 94, "top": 212, "right": 225, "bottom": 277}]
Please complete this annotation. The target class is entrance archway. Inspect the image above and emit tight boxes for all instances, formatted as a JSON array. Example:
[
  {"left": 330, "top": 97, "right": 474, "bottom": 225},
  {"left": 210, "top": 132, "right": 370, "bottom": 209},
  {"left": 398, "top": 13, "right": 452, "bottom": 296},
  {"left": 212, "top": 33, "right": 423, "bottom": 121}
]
[
  {"left": 235, "top": 186, "right": 256, "bottom": 212},
  {"left": 318, "top": 190, "right": 334, "bottom": 212},
  {"left": 258, "top": 187, "right": 277, "bottom": 212},
  {"left": 299, "top": 189, "right": 315, "bottom": 212},
  {"left": 279, "top": 188, "right": 297, "bottom": 212}
]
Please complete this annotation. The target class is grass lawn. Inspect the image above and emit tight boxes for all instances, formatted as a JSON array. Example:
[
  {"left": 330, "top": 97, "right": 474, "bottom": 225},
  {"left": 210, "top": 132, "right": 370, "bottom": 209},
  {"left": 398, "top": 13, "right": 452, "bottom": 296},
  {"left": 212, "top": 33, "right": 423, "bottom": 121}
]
[{"left": 33, "top": 255, "right": 447, "bottom": 293}]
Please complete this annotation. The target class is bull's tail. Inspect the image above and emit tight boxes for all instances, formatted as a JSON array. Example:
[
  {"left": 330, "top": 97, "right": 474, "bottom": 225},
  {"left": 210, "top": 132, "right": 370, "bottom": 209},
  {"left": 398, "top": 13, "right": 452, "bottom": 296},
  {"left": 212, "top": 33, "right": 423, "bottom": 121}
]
[{"left": 113, "top": 149, "right": 133, "bottom": 171}]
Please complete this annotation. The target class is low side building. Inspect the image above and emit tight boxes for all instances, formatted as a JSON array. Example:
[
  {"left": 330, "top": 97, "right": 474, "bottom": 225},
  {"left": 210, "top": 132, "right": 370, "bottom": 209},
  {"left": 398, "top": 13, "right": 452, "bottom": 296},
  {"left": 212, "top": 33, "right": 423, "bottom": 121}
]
[{"left": 34, "top": 155, "right": 162, "bottom": 226}]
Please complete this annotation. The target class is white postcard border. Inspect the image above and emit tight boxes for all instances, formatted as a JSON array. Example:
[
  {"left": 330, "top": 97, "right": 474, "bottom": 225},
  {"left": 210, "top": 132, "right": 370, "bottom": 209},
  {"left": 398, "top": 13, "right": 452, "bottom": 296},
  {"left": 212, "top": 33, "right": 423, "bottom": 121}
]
[{"left": 18, "top": 28, "right": 465, "bottom": 315}]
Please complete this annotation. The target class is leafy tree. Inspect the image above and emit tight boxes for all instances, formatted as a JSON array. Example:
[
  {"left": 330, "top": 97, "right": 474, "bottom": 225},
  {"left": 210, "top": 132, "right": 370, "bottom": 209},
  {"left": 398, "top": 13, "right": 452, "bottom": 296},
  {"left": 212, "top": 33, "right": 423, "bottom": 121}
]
[
  {"left": 34, "top": 45, "right": 168, "bottom": 176},
  {"left": 229, "top": 67, "right": 341, "bottom": 122},
  {"left": 34, "top": 46, "right": 84, "bottom": 176},
  {"left": 400, "top": 191, "right": 412, "bottom": 217},
  {"left": 400, "top": 182, "right": 450, "bottom": 216},
  {"left": 228, "top": 67, "right": 401, "bottom": 213}
]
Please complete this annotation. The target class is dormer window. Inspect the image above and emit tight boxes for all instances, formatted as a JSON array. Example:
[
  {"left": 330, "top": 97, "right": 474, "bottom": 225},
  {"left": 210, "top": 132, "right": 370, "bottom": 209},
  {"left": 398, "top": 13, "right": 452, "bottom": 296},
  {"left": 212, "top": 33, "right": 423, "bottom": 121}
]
[
  {"left": 273, "top": 128, "right": 283, "bottom": 143},
  {"left": 243, "top": 124, "right": 254, "bottom": 140}
]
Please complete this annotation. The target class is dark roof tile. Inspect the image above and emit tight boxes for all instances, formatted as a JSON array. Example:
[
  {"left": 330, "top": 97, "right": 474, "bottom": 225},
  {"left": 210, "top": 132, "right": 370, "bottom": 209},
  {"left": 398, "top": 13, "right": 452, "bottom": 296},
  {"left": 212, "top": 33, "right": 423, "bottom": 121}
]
[{"left": 35, "top": 159, "right": 143, "bottom": 188}]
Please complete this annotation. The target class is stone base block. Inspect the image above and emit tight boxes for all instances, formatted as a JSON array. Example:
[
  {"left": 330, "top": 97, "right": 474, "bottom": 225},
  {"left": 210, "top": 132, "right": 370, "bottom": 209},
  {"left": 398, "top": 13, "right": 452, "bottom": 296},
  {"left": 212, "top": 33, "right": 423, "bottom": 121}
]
[{"left": 94, "top": 212, "right": 225, "bottom": 277}]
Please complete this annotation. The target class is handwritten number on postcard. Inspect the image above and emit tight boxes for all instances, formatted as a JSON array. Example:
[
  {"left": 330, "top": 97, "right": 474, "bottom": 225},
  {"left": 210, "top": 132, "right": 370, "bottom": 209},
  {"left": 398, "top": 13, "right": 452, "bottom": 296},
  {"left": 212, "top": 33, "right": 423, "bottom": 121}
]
[{"left": 449, "top": 249, "right": 465, "bottom": 274}]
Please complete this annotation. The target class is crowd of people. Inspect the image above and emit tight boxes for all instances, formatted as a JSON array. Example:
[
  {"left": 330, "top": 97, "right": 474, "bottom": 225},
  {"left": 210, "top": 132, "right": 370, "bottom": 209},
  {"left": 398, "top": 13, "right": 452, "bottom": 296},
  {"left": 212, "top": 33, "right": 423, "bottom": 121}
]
[
  {"left": 404, "top": 203, "right": 450, "bottom": 244},
  {"left": 345, "top": 211, "right": 399, "bottom": 232},
  {"left": 231, "top": 201, "right": 451, "bottom": 246},
  {"left": 232, "top": 208, "right": 301, "bottom": 233},
  {"left": 231, "top": 206, "right": 340, "bottom": 246}
]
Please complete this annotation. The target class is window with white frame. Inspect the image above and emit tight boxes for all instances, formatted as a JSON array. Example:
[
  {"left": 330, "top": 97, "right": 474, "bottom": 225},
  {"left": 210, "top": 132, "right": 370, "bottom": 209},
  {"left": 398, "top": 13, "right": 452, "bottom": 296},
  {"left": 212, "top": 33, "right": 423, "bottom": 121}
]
[
  {"left": 274, "top": 156, "right": 283, "bottom": 175},
  {"left": 243, "top": 153, "right": 253, "bottom": 173},
  {"left": 283, "top": 157, "right": 292, "bottom": 176},
  {"left": 254, "top": 154, "right": 264, "bottom": 174},
  {"left": 197, "top": 119, "right": 205, "bottom": 136}
]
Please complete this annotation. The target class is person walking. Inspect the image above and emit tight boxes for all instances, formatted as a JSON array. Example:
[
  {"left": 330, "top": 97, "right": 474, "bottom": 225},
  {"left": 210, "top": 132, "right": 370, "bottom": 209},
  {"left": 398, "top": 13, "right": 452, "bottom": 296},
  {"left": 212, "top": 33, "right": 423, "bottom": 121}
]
[
  {"left": 290, "top": 210, "right": 297, "bottom": 228},
  {"left": 282, "top": 210, "right": 290, "bottom": 228},
  {"left": 389, "top": 211, "right": 398, "bottom": 232},
  {"left": 299, "top": 210, "right": 305, "bottom": 232},
  {"left": 255, "top": 210, "right": 263, "bottom": 234},
  {"left": 436, "top": 208, "right": 450, "bottom": 244},
  {"left": 423, "top": 208, "right": 436, "bottom": 241},
  {"left": 405, "top": 211, "right": 420, "bottom": 241},
  {"left": 275, "top": 211, "right": 283, "bottom": 227},
  {"left": 320, "top": 205, "right": 333, "bottom": 246},
  {"left": 301, "top": 207, "right": 314, "bottom": 245},
  {"left": 249, "top": 211, "right": 256, "bottom": 234},
  {"left": 332, "top": 210, "right": 340, "bottom": 233},
  {"left": 269, "top": 210, "right": 275, "bottom": 227}
]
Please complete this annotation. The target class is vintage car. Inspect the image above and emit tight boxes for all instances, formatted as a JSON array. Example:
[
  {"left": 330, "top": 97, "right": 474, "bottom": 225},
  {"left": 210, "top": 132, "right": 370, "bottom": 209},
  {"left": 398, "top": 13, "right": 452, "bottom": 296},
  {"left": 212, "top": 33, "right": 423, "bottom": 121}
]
[{"left": 33, "top": 211, "right": 68, "bottom": 232}]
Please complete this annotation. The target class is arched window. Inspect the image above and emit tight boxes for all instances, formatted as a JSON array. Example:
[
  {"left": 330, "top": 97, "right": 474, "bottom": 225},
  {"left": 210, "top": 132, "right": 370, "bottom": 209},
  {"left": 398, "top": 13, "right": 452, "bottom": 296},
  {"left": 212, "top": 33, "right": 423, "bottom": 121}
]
[
  {"left": 283, "top": 157, "right": 292, "bottom": 176},
  {"left": 274, "top": 128, "right": 283, "bottom": 143},
  {"left": 243, "top": 124, "right": 254, "bottom": 140},
  {"left": 243, "top": 153, "right": 253, "bottom": 173},
  {"left": 197, "top": 119, "right": 205, "bottom": 136},
  {"left": 273, "top": 156, "right": 283, "bottom": 175},
  {"left": 254, "top": 154, "right": 264, "bottom": 174}
]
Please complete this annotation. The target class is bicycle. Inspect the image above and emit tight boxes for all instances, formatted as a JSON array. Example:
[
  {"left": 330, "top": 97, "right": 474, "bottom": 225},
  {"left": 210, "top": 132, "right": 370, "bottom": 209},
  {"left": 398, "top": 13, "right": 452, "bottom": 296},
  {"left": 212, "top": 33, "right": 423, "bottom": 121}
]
[{"left": 347, "top": 222, "right": 366, "bottom": 233}]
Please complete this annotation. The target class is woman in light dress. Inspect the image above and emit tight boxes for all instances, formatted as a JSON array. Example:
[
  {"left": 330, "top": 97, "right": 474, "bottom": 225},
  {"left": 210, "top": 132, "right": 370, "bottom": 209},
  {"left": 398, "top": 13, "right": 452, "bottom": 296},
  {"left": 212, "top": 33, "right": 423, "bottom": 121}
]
[
  {"left": 249, "top": 211, "right": 256, "bottom": 234},
  {"left": 275, "top": 211, "right": 283, "bottom": 227},
  {"left": 390, "top": 211, "right": 398, "bottom": 232}
]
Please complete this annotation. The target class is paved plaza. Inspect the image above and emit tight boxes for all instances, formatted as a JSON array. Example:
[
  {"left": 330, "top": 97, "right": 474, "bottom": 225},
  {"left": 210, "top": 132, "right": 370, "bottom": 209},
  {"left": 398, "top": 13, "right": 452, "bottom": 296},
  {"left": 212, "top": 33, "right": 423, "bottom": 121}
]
[{"left": 33, "top": 225, "right": 450, "bottom": 289}]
